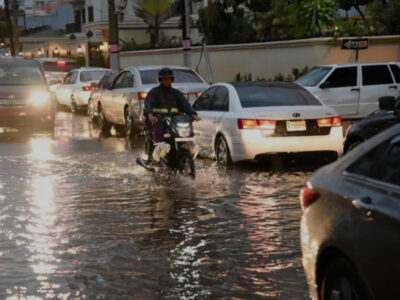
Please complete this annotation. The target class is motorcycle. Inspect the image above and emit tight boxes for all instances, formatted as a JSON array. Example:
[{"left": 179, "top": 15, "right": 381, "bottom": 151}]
[{"left": 137, "top": 115, "right": 197, "bottom": 179}]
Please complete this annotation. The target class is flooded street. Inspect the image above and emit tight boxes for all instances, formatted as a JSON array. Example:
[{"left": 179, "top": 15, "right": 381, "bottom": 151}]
[{"left": 0, "top": 111, "right": 318, "bottom": 299}]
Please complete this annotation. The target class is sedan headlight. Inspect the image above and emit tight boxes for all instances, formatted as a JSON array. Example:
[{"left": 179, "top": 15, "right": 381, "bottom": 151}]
[{"left": 28, "top": 91, "right": 51, "bottom": 106}]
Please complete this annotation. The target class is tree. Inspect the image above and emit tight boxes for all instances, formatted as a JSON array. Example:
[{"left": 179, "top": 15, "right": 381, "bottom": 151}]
[
  {"left": 198, "top": 0, "right": 256, "bottom": 44},
  {"left": 368, "top": 0, "right": 400, "bottom": 35},
  {"left": 293, "top": 0, "right": 337, "bottom": 37},
  {"left": 131, "top": 0, "right": 175, "bottom": 48}
]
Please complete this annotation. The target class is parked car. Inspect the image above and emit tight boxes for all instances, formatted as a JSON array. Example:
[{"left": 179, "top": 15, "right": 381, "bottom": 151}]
[
  {"left": 192, "top": 81, "right": 344, "bottom": 166},
  {"left": 97, "top": 65, "right": 208, "bottom": 137},
  {"left": 0, "top": 57, "right": 55, "bottom": 131},
  {"left": 87, "top": 70, "right": 118, "bottom": 121},
  {"left": 55, "top": 67, "right": 109, "bottom": 113},
  {"left": 344, "top": 96, "right": 400, "bottom": 153},
  {"left": 300, "top": 123, "right": 400, "bottom": 300},
  {"left": 36, "top": 58, "right": 80, "bottom": 91},
  {"left": 296, "top": 62, "right": 400, "bottom": 119}
]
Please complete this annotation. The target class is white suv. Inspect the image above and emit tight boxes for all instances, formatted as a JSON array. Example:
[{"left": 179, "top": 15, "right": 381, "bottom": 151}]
[{"left": 296, "top": 62, "right": 400, "bottom": 119}]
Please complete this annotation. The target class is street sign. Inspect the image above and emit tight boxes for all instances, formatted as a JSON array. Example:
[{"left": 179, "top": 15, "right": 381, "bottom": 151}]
[{"left": 341, "top": 39, "right": 368, "bottom": 50}]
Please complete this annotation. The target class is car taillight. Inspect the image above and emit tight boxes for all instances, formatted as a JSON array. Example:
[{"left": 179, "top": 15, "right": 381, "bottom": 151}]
[
  {"left": 238, "top": 119, "right": 276, "bottom": 130},
  {"left": 332, "top": 116, "right": 342, "bottom": 127},
  {"left": 57, "top": 60, "right": 66, "bottom": 67},
  {"left": 82, "top": 86, "right": 94, "bottom": 92},
  {"left": 195, "top": 92, "right": 202, "bottom": 98},
  {"left": 317, "top": 117, "right": 333, "bottom": 127},
  {"left": 317, "top": 117, "right": 342, "bottom": 128},
  {"left": 138, "top": 92, "right": 148, "bottom": 100},
  {"left": 300, "top": 186, "right": 320, "bottom": 211}
]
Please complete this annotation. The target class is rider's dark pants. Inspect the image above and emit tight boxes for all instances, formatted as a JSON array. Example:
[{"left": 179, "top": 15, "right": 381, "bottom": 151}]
[{"left": 145, "top": 120, "right": 154, "bottom": 162}]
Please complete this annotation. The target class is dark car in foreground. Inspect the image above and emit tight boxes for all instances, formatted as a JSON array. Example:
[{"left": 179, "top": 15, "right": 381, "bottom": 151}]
[
  {"left": 0, "top": 58, "right": 55, "bottom": 131},
  {"left": 344, "top": 96, "right": 400, "bottom": 153},
  {"left": 300, "top": 124, "right": 400, "bottom": 300}
]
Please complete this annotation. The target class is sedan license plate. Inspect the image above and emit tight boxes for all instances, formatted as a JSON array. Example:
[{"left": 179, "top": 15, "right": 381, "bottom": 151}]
[{"left": 286, "top": 120, "right": 306, "bottom": 132}]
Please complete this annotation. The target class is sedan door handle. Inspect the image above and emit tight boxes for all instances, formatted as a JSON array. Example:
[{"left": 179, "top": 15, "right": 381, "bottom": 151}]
[
  {"left": 389, "top": 85, "right": 398, "bottom": 89},
  {"left": 352, "top": 197, "right": 374, "bottom": 216},
  {"left": 351, "top": 88, "right": 360, "bottom": 92}
]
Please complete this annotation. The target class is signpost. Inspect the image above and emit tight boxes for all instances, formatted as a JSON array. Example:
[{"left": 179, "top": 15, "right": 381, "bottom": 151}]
[{"left": 341, "top": 38, "right": 368, "bottom": 62}]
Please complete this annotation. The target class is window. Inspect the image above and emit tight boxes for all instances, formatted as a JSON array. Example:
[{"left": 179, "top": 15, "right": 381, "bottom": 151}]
[
  {"left": 192, "top": 87, "right": 218, "bottom": 111},
  {"left": 63, "top": 73, "right": 72, "bottom": 84},
  {"left": 74, "top": 10, "right": 81, "bottom": 25},
  {"left": 0, "top": 65, "right": 45, "bottom": 86},
  {"left": 70, "top": 71, "right": 78, "bottom": 84},
  {"left": 362, "top": 65, "right": 393, "bottom": 86},
  {"left": 140, "top": 69, "right": 203, "bottom": 84},
  {"left": 390, "top": 64, "right": 400, "bottom": 83},
  {"left": 80, "top": 71, "right": 109, "bottom": 82},
  {"left": 81, "top": 8, "right": 86, "bottom": 24},
  {"left": 235, "top": 85, "right": 321, "bottom": 108},
  {"left": 323, "top": 67, "right": 357, "bottom": 88},
  {"left": 88, "top": 6, "right": 94, "bottom": 22},
  {"left": 112, "top": 72, "right": 132, "bottom": 89},
  {"left": 209, "top": 87, "right": 229, "bottom": 111},
  {"left": 296, "top": 66, "right": 332, "bottom": 87}
]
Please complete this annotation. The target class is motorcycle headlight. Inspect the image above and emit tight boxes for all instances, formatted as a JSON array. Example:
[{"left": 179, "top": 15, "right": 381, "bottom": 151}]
[
  {"left": 28, "top": 91, "right": 51, "bottom": 106},
  {"left": 176, "top": 123, "right": 191, "bottom": 138}
]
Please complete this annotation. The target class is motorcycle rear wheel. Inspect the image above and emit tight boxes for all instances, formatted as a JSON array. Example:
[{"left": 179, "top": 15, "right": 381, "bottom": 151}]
[{"left": 180, "top": 151, "right": 195, "bottom": 179}]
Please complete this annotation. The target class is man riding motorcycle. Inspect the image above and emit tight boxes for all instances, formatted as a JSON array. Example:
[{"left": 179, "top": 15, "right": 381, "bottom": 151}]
[{"left": 143, "top": 67, "right": 201, "bottom": 165}]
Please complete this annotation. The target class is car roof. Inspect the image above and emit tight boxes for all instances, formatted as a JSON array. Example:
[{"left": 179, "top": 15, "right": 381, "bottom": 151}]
[
  {"left": 231, "top": 81, "right": 304, "bottom": 89},
  {"left": 315, "top": 62, "right": 400, "bottom": 68},
  {"left": 127, "top": 65, "right": 193, "bottom": 71}
]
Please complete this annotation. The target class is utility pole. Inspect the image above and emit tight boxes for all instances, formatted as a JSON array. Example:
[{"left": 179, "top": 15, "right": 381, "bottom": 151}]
[
  {"left": 108, "top": 0, "right": 120, "bottom": 71},
  {"left": 182, "top": 0, "right": 191, "bottom": 68},
  {"left": 12, "top": 0, "right": 20, "bottom": 55},
  {"left": 4, "top": 0, "right": 16, "bottom": 56}
]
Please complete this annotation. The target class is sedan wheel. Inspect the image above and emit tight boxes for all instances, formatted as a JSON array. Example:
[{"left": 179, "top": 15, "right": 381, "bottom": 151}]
[
  {"left": 87, "top": 99, "right": 96, "bottom": 121},
  {"left": 321, "top": 258, "right": 365, "bottom": 300},
  {"left": 216, "top": 136, "right": 232, "bottom": 167},
  {"left": 124, "top": 107, "right": 134, "bottom": 138},
  {"left": 98, "top": 105, "right": 111, "bottom": 133}
]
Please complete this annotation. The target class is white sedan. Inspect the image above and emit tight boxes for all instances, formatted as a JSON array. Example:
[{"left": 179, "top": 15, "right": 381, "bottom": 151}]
[
  {"left": 55, "top": 67, "right": 110, "bottom": 113},
  {"left": 192, "top": 82, "right": 344, "bottom": 165}
]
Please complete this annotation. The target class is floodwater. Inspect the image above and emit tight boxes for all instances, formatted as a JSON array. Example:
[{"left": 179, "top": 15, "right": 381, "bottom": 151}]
[{"left": 0, "top": 112, "right": 318, "bottom": 299}]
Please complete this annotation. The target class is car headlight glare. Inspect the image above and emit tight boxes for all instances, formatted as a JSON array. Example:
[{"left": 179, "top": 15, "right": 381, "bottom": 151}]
[{"left": 28, "top": 91, "right": 51, "bottom": 106}]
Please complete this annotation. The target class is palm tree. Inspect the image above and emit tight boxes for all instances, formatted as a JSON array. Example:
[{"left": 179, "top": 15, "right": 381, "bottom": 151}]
[{"left": 131, "top": 0, "right": 176, "bottom": 48}]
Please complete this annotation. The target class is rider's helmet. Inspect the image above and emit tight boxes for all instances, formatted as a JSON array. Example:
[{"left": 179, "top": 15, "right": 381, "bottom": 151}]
[{"left": 158, "top": 67, "right": 174, "bottom": 82}]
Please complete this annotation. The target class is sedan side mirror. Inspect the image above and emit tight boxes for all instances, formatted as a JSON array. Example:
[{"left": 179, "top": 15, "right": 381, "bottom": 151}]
[
  {"left": 319, "top": 81, "right": 330, "bottom": 89},
  {"left": 378, "top": 96, "right": 395, "bottom": 111}
]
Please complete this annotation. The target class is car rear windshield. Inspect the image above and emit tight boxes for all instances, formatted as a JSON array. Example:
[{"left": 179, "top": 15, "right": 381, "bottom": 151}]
[
  {"left": 140, "top": 69, "right": 203, "bottom": 84},
  {"left": 42, "top": 61, "right": 80, "bottom": 72},
  {"left": 0, "top": 65, "right": 45, "bottom": 85},
  {"left": 296, "top": 66, "right": 332, "bottom": 86},
  {"left": 80, "top": 70, "right": 109, "bottom": 82},
  {"left": 236, "top": 85, "right": 322, "bottom": 107}
]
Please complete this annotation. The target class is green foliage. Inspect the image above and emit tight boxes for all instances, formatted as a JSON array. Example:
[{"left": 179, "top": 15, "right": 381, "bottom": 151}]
[
  {"left": 333, "top": 18, "right": 372, "bottom": 38},
  {"left": 131, "top": 0, "right": 175, "bottom": 48},
  {"left": 368, "top": 0, "right": 400, "bottom": 35},
  {"left": 198, "top": 1, "right": 256, "bottom": 44},
  {"left": 235, "top": 66, "right": 309, "bottom": 82},
  {"left": 120, "top": 32, "right": 180, "bottom": 51},
  {"left": 256, "top": 0, "right": 297, "bottom": 41},
  {"left": 293, "top": 0, "right": 337, "bottom": 37}
]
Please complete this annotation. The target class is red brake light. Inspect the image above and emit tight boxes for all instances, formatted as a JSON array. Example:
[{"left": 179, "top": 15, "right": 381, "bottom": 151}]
[
  {"left": 317, "top": 117, "right": 333, "bottom": 127},
  {"left": 238, "top": 119, "right": 258, "bottom": 129},
  {"left": 332, "top": 116, "right": 342, "bottom": 127},
  {"left": 300, "top": 186, "right": 320, "bottom": 211},
  {"left": 138, "top": 92, "right": 148, "bottom": 100},
  {"left": 57, "top": 60, "right": 66, "bottom": 67},
  {"left": 82, "top": 86, "right": 94, "bottom": 92}
]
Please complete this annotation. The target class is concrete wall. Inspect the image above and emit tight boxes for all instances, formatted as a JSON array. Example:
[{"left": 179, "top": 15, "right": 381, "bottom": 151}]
[{"left": 120, "top": 36, "right": 400, "bottom": 83}]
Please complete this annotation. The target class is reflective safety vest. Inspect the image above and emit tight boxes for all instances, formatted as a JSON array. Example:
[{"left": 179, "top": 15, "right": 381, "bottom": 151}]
[{"left": 152, "top": 86, "right": 180, "bottom": 115}]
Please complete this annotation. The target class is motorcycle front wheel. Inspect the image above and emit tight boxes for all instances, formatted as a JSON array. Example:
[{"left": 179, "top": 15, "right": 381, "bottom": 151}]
[{"left": 180, "top": 151, "right": 196, "bottom": 179}]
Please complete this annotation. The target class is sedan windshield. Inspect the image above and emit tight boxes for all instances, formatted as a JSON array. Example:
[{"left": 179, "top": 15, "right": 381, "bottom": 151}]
[
  {"left": 296, "top": 66, "right": 332, "bottom": 86},
  {"left": 80, "top": 71, "right": 109, "bottom": 82},
  {"left": 0, "top": 65, "right": 45, "bottom": 85},
  {"left": 236, "top": 86, "right": 322, "bottom": 107},
  {"left": 140, "top": 69, "right": 203, "bottom": 84}
]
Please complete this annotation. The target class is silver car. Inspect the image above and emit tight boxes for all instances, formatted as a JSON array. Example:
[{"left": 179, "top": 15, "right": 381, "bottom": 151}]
[{"left": 97, "top": 65, "right": 208, "bottom": 137}]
